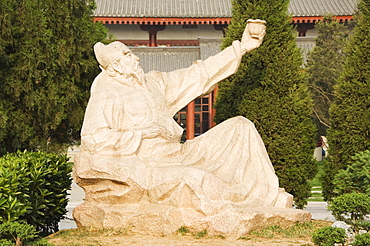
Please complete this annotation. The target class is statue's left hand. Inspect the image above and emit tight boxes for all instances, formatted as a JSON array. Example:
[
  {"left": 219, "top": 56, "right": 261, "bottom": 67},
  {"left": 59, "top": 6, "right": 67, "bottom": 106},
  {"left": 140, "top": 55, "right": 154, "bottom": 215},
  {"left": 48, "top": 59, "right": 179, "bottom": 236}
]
[{"left": 241, "top": 19, "right": 266, "bottom": 54}]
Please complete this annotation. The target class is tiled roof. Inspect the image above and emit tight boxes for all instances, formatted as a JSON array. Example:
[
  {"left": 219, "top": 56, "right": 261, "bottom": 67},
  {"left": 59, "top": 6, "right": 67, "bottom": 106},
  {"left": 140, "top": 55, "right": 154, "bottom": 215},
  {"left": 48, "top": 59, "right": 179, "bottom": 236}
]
[
  {"left": 94, "top": 0, "right": 232, "bottom": 18},
  {"left": 93, "top": 0, "right": 356, "bottom": 18},
  {"left": 289, "top": 0, "right": 357, "bottom": 17}
]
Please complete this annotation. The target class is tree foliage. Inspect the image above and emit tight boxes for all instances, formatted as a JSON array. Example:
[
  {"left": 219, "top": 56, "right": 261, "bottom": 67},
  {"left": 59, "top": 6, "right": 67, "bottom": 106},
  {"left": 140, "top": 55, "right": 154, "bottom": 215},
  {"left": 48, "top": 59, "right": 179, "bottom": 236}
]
[
  {"left": 311, "top": 226, "right": 346, "bottom": 246},
  {"left": 328, "top": 193, "right": 370, "bottom": 234},
  {"left": 333, "top": 150, "right": 370, "bottom": 196},
  {"left": 353, "top": 233, "right": 370, "bottom": 246},
  {"left": 306, "top": 15, "right": 348, "bottom": 141},
  {"left": 0, "top": 0, "right": 107, "bottom": 153},
  {"left": 214, "top": 0, "right": 317, "bottom": 208},
  {"left": 323, "top": 0, "right": 370, "bottom": 200}
]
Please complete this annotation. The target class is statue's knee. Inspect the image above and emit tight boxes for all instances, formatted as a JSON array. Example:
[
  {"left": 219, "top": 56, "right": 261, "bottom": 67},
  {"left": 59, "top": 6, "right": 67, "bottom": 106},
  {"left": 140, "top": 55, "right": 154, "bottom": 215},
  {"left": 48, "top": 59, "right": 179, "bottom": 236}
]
[{"left": 229, "top": 116, "right": 255, "bottom": 128}]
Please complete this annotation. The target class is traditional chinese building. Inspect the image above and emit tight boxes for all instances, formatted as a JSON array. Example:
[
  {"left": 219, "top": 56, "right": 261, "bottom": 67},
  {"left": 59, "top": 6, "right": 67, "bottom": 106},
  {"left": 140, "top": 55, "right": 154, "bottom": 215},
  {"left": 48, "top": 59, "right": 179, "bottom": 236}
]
[{"left": 93, "top": 0, "right": 356, "bottom": 140}]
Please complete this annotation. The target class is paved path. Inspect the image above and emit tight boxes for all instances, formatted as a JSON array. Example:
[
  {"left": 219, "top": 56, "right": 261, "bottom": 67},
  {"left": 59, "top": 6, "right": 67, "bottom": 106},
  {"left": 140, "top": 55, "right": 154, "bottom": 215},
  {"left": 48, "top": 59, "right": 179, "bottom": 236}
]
[
  {"left": 59, "top": 184, "right": 335, "bottom": 230},
  {"left": 305, "top": 201, "right": 335, "bottom": 222}
]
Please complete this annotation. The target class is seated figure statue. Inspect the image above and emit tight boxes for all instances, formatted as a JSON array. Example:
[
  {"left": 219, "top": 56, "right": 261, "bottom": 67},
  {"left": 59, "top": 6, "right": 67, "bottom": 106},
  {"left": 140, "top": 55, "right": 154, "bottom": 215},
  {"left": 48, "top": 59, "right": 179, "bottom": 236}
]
[{"left": 73, "top": 20, "right": 307, "bottom": 235}]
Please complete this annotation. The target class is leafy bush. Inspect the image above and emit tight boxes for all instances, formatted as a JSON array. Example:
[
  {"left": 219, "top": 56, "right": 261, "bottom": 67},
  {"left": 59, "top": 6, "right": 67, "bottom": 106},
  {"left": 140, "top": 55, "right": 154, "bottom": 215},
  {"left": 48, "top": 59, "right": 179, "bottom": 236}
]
[
  {"left": 0, "top": 151, "right": 72, "bottom": 235},
  {"left": 0, "top": 163, "right": 31, "bottom": 222},
  {"left": 328, "top": 193, "right": 370, "bottom": 233},
  {"left": 353, "top": 233, "right": 370, "bottom": 246},
  {"left": 311, "top": 226, "right": 346, "bottom": 246},
  {"left": 0, "top": 221, "right": 51, "bottom": 246},
  {"left": 0, "top": 240, "right": 14, "bottom": 246},
  {"left": 0, "top": 221, "right": 37, "bottom": 245},
  {"left": 333, "top": 150, "right": 370, "bottom": 196}
]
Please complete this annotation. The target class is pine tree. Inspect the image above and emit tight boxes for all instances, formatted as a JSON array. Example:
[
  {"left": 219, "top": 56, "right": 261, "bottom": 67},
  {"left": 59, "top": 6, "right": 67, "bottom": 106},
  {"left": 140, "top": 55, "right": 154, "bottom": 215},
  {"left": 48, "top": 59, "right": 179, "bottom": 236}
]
[
  {"left": 323, "top": 0, "right": 370, "bottom": 200},
  {"left": 214, "top": 0, "right": 317, "bottom": 208},
  {"left": 0, "top": 0, "right": 107, "bottom": 152},
  {"left": 306, "top": 15, "right": 348, "bottom": 141}
]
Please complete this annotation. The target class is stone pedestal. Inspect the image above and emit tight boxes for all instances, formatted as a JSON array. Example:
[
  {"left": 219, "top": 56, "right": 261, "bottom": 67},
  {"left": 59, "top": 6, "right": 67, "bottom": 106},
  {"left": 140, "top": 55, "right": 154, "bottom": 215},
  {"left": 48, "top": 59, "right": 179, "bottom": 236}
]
[{"left": 73, "top": 202, "right": 311, "bottom": 238}]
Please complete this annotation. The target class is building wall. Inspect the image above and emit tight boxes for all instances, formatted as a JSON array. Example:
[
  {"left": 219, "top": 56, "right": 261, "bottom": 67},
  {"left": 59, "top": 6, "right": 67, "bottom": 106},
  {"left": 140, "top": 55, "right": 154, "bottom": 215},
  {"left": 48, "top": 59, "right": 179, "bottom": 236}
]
[
  {"left": 105, "top": 24, "right": 147, "bottom": 40},
  {"left": 106, "top": 24, "right": 224, "bottom": 41},
  {"left": 305, "top": 28, "right": 319, "bottom": 37},
  {"left": 157, "top": 25, "right": 224, "bottom": 40}
]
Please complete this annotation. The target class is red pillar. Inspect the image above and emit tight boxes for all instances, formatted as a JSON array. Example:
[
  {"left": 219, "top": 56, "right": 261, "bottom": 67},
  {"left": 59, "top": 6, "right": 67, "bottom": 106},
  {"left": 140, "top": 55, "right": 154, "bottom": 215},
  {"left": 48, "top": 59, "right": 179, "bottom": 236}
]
[
  {"left": 208, "top": 93, "right": 214, "bottom": 129},
  {"left": 140, "top": 25, "right": 166, "bottom": 47},
  {"left": 186, "top": 101, "right": 195, "bottom": 140},
  {"left": 211, "top": 87, "right": 218, "bottom": 127}
]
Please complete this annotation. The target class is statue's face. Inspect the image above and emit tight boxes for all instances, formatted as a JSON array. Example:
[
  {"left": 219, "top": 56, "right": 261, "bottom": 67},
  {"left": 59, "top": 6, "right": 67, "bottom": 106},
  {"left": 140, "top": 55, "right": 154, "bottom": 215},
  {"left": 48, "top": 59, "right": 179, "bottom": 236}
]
[
  {"left": 119, "top": 47, "right": 142, "bottom": 76},
  {"left": 108, "top": 44, "right": 145, "bottom": 82}
]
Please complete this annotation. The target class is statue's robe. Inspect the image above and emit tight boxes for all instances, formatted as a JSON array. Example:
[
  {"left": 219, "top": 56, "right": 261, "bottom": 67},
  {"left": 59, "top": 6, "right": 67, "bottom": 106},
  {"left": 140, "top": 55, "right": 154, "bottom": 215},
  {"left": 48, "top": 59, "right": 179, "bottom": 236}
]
[{"left": 76, "top": 40, "right": 291, "bottom": 213}]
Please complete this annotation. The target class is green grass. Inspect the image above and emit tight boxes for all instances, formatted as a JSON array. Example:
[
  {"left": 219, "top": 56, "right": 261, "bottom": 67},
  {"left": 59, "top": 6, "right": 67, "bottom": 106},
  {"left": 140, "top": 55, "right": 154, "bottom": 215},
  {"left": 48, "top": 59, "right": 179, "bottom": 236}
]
[
  {"left": 308, "top": 161, "right": 324, "bottom": 202},
  {"left": 249, "top": 222, "right": 323, "bottom": 239},
  {"left": 50, "top": 227, "right": 129, "bottom": 239},
  {"left": 308, "top": 161, "right": 324, "bottom": 188},
  {"left": 192, "top": 229, "right": 207, "bottom": 239},
  {"left": 310, "top": 192, "right": 323, "bottom": 198},
  {"left": 177, "top": 226, "right": 190, "bottom": 235}
]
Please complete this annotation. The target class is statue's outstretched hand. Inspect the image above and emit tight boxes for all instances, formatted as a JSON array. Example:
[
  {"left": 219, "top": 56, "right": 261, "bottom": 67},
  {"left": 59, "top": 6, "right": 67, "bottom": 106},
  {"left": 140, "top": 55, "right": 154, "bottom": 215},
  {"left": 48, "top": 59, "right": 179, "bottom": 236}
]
[{"left": 241, "top": 19, "right": 266, "bottom": 54}]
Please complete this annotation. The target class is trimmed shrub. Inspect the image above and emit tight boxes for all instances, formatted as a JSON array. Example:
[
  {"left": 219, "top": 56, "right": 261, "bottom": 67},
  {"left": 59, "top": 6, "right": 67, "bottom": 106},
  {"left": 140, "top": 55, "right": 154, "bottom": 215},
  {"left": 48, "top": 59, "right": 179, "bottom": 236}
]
[
  {"left": 353, "top": 233, "right": 370, "bottom": 246},
  {"left": 324, "top": 0, "right": 370, "bottom": 201},
  {"left": 0, "top": 151, "right": 72, "bottom": 235},
  {"left": 333, "top": 150, "right": 370, "bottom": 196},
  {"left": 0, "top": 221, "right": 51, "bottom": 246},
  {"left": 214, "top": 0, "right": 316, "bottom": 209},
  {"left": 0, "top": 163, "right": 31, "bottom": 222},
  {"left": 328, "top": 193, "right": 370, "bottom": 234},
  {"left": 311, "top": 226, "right": 346, "bottom": 246}
]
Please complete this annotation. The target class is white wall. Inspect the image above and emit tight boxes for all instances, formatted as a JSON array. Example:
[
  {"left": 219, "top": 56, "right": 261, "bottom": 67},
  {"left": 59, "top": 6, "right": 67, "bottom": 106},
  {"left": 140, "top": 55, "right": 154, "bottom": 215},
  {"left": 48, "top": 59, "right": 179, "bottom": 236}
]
[
  {"left": 105, "top": 24, "right": 147, "bottom": 40},
  {"left": 158, "top": 25, "right": 224, "bottom": 40},
  {"left": 105, "top": 24, "right": 224, "bottom": 40},
  {"left": 306, "top": 28, "right": 318, "bottom": 37}
]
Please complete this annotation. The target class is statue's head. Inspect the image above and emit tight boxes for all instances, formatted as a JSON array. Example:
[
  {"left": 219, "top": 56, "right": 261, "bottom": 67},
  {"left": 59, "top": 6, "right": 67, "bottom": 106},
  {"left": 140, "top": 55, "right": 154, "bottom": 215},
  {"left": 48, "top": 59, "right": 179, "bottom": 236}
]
[{"left": 94, "top": 41, "right": 144, "bottom": 81}]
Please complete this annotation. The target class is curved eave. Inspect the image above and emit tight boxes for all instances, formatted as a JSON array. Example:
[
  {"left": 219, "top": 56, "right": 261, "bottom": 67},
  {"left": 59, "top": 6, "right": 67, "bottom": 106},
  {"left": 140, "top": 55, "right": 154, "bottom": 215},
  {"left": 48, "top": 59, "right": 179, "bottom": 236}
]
[
  {"left": 94, "top": 15, "right": 353, "bottom": 25},
  {"left": 291, "top": 15, "right": 353, "bottom": 23},
  {"left": 93, "top": 17, "right": 231, "bottom": 25}
]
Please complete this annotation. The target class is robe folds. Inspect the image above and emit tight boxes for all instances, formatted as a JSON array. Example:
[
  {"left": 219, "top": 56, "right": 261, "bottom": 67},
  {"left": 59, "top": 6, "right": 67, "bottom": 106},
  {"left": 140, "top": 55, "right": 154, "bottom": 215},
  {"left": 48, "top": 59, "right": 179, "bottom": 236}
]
[{"left": 76, "top": 40, "right": 289, "bottom": 210}]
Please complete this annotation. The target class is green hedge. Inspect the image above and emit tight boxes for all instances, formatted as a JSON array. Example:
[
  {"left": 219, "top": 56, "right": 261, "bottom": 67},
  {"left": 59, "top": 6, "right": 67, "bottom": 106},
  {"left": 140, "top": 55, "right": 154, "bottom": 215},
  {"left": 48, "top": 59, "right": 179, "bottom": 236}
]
[
  {"left": 0, "top": 151, "right": 72, "bottom": 236},
  {"left": 311, "top": 226, "right": 346, "bottom": 246}
]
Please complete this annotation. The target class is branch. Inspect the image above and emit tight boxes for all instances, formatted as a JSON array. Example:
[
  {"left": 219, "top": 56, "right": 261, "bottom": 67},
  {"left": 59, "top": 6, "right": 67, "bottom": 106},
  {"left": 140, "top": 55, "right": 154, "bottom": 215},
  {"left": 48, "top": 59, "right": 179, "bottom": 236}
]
[
  {"left": 309, "top": 84, "right": 332, "bottom": 103},
  {"left": 313, "top": 108, "right": 331, "bottom": 128}
]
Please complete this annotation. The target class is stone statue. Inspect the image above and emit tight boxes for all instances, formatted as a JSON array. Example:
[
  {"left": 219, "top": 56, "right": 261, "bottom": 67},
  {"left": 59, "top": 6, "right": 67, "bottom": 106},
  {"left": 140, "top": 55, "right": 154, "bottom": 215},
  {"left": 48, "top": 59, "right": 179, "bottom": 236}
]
[{"left": 73, "top": 19, "right": 310, "bottom": 237}]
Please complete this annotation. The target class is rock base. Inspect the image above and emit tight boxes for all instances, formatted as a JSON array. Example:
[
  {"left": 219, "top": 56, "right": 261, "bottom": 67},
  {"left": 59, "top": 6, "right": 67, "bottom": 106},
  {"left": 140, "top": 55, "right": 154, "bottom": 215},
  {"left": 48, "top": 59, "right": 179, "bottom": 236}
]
[{"left": 73, "top": 202, "right": 311, "bottom": 239}]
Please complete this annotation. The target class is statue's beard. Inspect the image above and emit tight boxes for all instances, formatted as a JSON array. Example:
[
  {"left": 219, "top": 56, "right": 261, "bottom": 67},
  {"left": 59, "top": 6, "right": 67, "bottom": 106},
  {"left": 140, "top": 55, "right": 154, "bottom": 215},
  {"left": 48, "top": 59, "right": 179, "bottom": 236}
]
[
  {"left": 113, "top": 65, "right": 145, "bottom": 86},
  {"left": 132, "top": 67, "right": 145, "bottom": 83}
]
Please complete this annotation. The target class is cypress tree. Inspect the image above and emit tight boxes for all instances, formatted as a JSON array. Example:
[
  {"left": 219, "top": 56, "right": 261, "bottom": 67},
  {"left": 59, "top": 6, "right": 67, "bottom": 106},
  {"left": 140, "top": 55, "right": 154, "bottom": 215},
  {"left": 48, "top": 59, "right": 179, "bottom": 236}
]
[
  {"left": 214, "top": 0, "right": 317, "bottom": 208},
  {"left": 306, "top": 15, "right": 348, "bottom": 141},
  {"left": 0, "top": 0, "right": 107, "bottom": 152},
  {"left": 323, "top": 0, "right": 370, "bottom": 200}
]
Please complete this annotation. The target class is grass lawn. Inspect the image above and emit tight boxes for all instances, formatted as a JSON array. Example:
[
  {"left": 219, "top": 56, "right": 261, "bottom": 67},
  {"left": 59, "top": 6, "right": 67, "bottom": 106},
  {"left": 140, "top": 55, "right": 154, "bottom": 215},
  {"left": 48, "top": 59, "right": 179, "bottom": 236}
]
[
  {"left": 47, "top": 220, "right": 333, "bottom": 246},
  {"left": 308, "top": 161, "right": 324, "bottom": 202}
]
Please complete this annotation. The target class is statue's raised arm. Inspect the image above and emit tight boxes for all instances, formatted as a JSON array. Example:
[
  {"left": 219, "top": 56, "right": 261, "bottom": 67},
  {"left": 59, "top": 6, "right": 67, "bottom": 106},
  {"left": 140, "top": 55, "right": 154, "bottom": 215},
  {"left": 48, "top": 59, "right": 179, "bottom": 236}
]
[{"left": 149, "top": 19, "right": 267, "bottom": 116}]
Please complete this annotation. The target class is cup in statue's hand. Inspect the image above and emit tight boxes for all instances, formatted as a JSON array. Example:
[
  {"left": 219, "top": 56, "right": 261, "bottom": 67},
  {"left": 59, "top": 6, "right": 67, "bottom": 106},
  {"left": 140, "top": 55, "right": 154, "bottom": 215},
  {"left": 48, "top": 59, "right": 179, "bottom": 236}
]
[{"left": 247, "top": 19, "right": 266, "bottom": 39}]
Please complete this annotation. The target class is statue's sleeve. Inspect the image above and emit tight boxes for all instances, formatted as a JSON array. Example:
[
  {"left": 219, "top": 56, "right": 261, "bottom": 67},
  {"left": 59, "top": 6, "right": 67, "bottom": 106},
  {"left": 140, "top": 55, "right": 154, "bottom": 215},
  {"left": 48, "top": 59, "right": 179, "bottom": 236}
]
[
  {"left": 146, "top": 40, "right": 243, "bottom": 116},
  {"left": 81, "top": 92, "right": 143, "bottom": 156}
]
